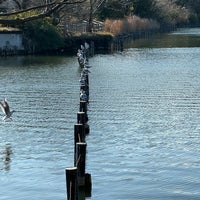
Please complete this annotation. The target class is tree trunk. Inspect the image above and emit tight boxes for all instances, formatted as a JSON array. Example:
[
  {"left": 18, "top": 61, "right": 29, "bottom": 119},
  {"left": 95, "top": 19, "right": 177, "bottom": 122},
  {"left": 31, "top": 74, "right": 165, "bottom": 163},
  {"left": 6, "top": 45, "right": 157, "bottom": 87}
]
[{"left": 87, "top": 0, "right": 94, "bottom": 32}]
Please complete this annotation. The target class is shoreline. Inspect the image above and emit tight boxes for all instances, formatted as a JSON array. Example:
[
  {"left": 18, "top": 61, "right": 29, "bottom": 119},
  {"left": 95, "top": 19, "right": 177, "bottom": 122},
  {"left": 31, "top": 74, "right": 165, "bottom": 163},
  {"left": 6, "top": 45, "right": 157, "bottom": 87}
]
[{"left": 1, "top": 25, "right": 199, "bottom": 56}]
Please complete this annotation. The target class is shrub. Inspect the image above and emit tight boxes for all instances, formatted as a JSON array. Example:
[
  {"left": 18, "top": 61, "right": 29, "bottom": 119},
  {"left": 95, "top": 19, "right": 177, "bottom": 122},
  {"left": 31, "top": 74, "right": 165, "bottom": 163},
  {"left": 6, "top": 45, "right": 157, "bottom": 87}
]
[
  {"left": 104, "top": 16, "right": 160, "bottom": 35},
  {"left": 23, "top": 18, "right": 64, "bottom": 53}
]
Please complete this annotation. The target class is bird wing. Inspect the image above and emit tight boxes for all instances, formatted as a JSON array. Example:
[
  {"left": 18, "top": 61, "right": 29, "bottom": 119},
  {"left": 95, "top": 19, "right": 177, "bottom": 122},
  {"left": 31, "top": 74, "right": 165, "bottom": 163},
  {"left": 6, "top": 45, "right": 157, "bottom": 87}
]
[
  {"left": 0, "top": 102, "right": 6, "bottom": 115},
  {"left": 4, "top": 99, "right": 10, "bottom": 113}
]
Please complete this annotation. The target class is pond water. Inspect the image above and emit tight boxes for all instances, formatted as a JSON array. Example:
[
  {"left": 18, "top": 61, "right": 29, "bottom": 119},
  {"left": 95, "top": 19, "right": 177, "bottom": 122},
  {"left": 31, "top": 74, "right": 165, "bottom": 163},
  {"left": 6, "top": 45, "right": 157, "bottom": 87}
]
[{"left": 0, "top": 28, "right": 200, "bottom": 200}]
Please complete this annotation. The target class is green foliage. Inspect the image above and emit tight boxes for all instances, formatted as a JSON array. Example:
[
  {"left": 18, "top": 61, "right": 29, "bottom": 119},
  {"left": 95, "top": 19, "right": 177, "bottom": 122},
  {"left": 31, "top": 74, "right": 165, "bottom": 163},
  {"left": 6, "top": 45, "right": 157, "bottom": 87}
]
[
  {"left": 23, "top": 18, "right": 64, "bottom": 53},
  {"left": 64, "top": 32, "right": 113, "bottom": 54},
  {"left": 98, "top": 0, "right": 132, "bottom": 20},
  {"left": 132, "top": 0, "right": 157, "bottom": 19},
  {"left": 154, "top": 0, "right": 190, "bottom": 26},
  {"left": 97, "top": 0, "right": 199, "bottom": 26}
]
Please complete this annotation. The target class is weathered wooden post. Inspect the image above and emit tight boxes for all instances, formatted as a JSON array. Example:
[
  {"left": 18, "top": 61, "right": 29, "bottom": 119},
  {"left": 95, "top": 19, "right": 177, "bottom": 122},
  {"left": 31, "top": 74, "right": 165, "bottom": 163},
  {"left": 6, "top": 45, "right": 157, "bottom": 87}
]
[
  {"left": 80, "top": 84, "right": 89, "bottom": 98},
  {"left": 79, "top": 100, "right": 87, "bottom": 113},
  {"left": 76, "top": 142, "right": 87, "bottom": 187},
  {"left": 77, "top": 112, "right": 85, "bottom": 125},
  {"left": 74, "top": 124, "right": 85, "bottom": 166},
  {"left": 66, "top": 167, "right": 78, "bottom": 200},
  {"left": 83, "top": 73, "right": 89, "bottom": 87},
  {"left": 74, "top": 123, "right": 85, "bottom": 143},
  {"left": 85, "top": 173, "right": 92, "bottom": 197},
  {"left": 79, "top": 100, "right": 88, "bottom": 122},
  {"left": 77, "top": 112, "right": 90, "bottom": 135},
  {"left": 80, "top": 84, "right": 88, "bottom": 92}
]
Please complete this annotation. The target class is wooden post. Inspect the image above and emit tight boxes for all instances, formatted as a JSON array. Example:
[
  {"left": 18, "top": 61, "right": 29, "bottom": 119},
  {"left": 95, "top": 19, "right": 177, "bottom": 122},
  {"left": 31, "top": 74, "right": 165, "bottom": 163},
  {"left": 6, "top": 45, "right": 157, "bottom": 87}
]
[
  {"left": 66, "top": 167, "right": 78, "bottom": 200},
  {"left": 85, "top": 173, "right": 92, "bottom": 197},
  {"left": 77, "top": 112, "right": 85, "bottom": 125},
  {"left": 77, "top": 112, "right": 90, "bottom": 135},
  {"left": 76, "top": 142, "right": 87, "bottom": 187},
  {"left": 83, "top": 74, "right": 89, "bottom": 86},
  {"left": 79, "top": 101, "right": 87, "bottom": 114},
  {"left": 74, "top": 123, "right": 85, "bottom": 143},
  {"left": 79, "top": 101, "right": 88, "bottom": 122},
  {"left": 84, "top": 123, "right": 90, "bottom": 135},
  {"left": 74, "top": 124, "right": 85, "bottom": 166},
  {"left": 80, "top": 84, "right": 89, "bottom": 99},
  {"left": 80, "top": 84, "right": 88, "bottom": 92}
]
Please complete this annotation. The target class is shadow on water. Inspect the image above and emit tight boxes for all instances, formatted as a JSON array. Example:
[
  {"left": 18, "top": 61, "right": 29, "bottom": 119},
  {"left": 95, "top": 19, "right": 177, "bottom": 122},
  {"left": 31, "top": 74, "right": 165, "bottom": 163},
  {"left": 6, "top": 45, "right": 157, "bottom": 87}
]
[{"left": 0, "top": 55, "right": 73, "bottom": 69}]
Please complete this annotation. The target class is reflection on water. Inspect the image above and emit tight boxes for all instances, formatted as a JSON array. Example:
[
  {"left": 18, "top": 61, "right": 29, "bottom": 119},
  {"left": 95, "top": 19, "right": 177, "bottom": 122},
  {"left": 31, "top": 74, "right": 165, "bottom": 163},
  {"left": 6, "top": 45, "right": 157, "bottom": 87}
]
[
  {"left": 1, "top": 144, "right": 12, "bottom": 171},
  {"left": 171, "top": 27, "right": 200, "bottom": 35},
  {"left": 124, "top": 28, "right": 200, "bottom": 48},
  {"left": 0, "top": 28, "right": 200, "bottom": 200}
]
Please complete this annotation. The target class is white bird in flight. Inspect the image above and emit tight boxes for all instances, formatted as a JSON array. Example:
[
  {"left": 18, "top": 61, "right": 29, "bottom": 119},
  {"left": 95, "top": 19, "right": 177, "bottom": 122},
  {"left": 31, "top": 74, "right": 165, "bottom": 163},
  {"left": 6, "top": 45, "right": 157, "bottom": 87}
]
[{"left": 0, "top": 98, "right": 15, "bottom": 121}]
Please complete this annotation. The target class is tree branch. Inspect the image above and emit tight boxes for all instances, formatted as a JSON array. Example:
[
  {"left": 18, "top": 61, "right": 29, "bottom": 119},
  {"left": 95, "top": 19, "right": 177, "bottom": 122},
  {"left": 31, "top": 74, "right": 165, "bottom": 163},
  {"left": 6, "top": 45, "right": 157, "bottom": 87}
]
[
  {"left": 0, "top": 0, "right": 86, "bottom": 16},
  {"left": 0, "top": 0, "right": 87, "bottom": 26}
]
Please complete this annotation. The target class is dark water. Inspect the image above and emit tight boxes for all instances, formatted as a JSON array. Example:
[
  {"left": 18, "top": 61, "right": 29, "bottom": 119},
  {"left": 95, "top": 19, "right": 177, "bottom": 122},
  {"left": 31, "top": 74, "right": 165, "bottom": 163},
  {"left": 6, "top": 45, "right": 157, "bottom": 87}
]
[{"left": 0, "top": 28, "right": 200, "bottom": 200}]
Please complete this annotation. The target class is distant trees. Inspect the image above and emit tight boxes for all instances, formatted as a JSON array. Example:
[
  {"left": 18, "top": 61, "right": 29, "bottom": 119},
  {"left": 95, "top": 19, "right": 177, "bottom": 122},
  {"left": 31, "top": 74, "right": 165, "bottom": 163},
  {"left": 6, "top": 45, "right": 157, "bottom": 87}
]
[
  {"left": 98, "top": 0, "right": 199, "bottom": 26},
  {"left": 85, "top": 0, "right": 106, "bottom": 32},
  {"left": 98, "top": 0, "right": 134, "bottom": 20},
  {"left": 0, "top": 0, "right": 199, "bottom": 42},
  {"left": 1, "top": 0, "right": 199, "bottom": 29},
  {"left": 0, "top": 0, "right": 87, "bottom": 53},
  {"left": 175, "top": 0, "right": 200, "bottom": 24},
  {"left": 154, "top": 0, "right": 190, "bottom": 26},
  {"left": 131, "top": 0, "right": 157, "bottom": 19}
]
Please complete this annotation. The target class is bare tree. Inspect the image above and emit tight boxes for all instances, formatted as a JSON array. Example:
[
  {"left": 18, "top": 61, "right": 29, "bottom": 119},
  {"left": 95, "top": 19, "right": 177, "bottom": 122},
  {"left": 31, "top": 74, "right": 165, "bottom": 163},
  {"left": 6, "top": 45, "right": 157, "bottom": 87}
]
[
  {"left": 58, "top": 0, "right": 105, "bottom": 32},
  {"left": 87, "top": 0, "right": 105, "bottom": 32},
  {"left": 0, "top": 0, "right": 87, "bottom": 26}
]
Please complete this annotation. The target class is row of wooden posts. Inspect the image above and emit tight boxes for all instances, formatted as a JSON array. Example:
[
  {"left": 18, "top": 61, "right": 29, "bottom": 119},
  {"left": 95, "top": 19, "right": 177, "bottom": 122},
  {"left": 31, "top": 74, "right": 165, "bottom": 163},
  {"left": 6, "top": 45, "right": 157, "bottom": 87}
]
[{"left": 66, "top": 43, "right": 92, "bottom": 200}]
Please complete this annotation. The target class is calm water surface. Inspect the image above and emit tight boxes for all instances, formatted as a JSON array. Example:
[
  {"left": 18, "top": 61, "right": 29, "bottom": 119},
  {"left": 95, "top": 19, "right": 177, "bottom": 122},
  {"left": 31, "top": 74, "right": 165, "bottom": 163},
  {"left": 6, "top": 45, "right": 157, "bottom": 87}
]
[{"left": 0, "top": 28, "right": 200, "bottom": 200}]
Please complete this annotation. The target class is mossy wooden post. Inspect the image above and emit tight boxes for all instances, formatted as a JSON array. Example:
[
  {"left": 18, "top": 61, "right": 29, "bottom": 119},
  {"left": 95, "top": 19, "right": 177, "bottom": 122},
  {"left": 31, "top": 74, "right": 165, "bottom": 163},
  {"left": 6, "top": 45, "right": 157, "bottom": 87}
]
[
  {"left": 66, "top": 167, "right": 78, "bottom": 200},
  {"left": 76, "top": 142, "right": 87, "bottom": 187},
  {"left": 74, "top": 124, "right": 85, "bottom": 166}
]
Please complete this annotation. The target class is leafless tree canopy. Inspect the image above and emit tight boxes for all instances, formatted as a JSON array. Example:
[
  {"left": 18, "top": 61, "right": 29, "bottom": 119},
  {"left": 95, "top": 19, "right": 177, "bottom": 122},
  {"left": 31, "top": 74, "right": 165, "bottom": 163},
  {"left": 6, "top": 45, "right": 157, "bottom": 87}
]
[{"left": 0, "top": 0, "right": 87, "bottom": 26}]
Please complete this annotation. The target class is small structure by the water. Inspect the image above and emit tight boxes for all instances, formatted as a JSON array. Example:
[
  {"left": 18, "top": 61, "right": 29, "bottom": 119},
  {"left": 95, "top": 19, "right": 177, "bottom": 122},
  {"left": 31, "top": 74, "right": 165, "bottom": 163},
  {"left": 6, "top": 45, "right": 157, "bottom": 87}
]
[{"left": 0, "top": 28, "right": 24, "bottom": 56}]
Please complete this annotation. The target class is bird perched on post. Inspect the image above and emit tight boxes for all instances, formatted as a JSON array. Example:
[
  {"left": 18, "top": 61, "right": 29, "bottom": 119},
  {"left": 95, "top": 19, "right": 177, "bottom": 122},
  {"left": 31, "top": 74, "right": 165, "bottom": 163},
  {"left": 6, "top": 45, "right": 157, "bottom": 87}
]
[{"left": 0, "top": 98, "right": 15, "bottom": 121}]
